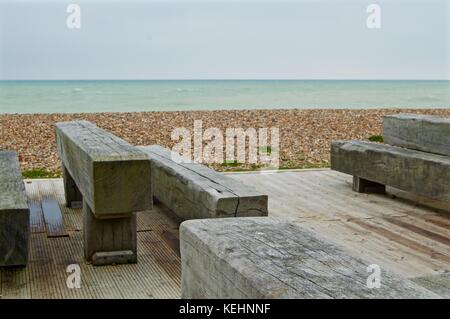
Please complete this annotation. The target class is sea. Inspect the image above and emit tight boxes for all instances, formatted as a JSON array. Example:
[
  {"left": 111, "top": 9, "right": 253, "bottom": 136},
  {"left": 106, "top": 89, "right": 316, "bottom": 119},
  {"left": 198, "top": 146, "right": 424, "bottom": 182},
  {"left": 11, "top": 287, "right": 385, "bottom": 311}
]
[{"left": 0, "top": 80, "right": 449, "bottom": 114}]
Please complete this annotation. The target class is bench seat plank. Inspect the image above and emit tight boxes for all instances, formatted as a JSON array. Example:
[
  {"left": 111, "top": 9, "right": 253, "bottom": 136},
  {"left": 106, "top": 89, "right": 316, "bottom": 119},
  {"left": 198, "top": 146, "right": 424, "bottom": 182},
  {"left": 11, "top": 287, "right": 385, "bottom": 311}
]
[
  {"left": 331, "top": 140, "right": 450, "bottom": 202},
  {"left": 139, "top": 145, "right": 268, "bottom": 220},
  {"left": 180, "top": 218, "right": 439, "bottom": 299},
  {"left": 384, "top": 114, "right": 450, "bottom": 157},
  {"left": 55, "top": 121, "right": 152, "bottom": 218},
  {"left": 55, "top": 121, "right": 152, "bottom": 265}
]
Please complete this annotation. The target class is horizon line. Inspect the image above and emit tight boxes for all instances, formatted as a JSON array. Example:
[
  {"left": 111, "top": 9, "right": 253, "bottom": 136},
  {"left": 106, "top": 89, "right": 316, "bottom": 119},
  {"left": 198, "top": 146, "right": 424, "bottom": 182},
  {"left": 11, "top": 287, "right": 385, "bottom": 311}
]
[{"left": 1, "top": 78, "right": 450, "bottom": 81}]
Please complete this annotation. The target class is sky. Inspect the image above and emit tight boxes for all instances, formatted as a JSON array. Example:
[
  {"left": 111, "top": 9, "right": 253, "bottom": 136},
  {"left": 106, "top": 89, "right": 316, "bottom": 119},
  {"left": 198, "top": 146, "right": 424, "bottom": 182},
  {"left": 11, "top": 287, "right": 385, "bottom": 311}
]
[{"left": 0, "top": 0, "right": 449, "bottom": 80}]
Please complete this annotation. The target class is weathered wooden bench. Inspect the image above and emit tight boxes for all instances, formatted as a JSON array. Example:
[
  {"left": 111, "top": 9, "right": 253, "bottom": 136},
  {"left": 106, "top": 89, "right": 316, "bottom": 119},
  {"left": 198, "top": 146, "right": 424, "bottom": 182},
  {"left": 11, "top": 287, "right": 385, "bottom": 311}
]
[
  {"left": 138, "top": 145, "right": 268, "bottom": 220},
  {"left": 331, "top": 114, "right": 450, "bottom": 202},
  {"left": 384, "top": 113, "right": 450, "bottom": 156},
  {"left": 55, "top": 121, "right": 152, "bottom": 265},
  {"left": 180, "top": 218, "right": 439, "bottom": 298},
  {"left": 0, "top": 151, "right": 30, "bottom": 267}
]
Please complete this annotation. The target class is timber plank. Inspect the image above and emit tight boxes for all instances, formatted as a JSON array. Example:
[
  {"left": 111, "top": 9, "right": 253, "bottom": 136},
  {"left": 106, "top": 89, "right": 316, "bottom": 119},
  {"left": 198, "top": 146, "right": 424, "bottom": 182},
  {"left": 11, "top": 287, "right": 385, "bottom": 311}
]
[
  {"left": 299, "top": 219, "right": 448, "bottom": 278},
  {"left": 42, "top": 198, "right": 68, "bottom": 238},
  {"left": 181, "top": 218, "right": 440, "bottom": 298},
  {"left": 411, "top": 273, "right": 450, "bottom": 298},
  {"left": 139, "top": 145, "right": 268, "bottom": 220},
  {"left": 55, "top": 121, "right": 152, "bottom": 217},
  {"left": 384, "top": 113, "right": 450, "bottom": 157},
  {"left": 331, "top": 140, "right": 450, "bottom": 202},
  {"left": 0, "top": 151, "right": 30, "bottom": 267}
]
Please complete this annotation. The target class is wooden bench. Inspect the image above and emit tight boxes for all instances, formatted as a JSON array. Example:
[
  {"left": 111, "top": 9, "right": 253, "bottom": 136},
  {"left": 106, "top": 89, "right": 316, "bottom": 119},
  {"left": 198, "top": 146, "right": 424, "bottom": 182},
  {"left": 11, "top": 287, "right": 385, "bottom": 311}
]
[
  {"left": 0, "top": 151, "right": 30, "bottom": 267},
  {"left": 180, "top": 218, "right": 439, "bottom": 298},
  {"left": 384, "top": 113, "right": 450, "bottom": 156},
  {"left": 138, "top": 145, "right": 268, "bottom": 220},
  {"left": 331, "top": 114, "right": 450, "bottom": 202},
  {"left": 55, "top": 121, "right": 152, "bottom": 265}
]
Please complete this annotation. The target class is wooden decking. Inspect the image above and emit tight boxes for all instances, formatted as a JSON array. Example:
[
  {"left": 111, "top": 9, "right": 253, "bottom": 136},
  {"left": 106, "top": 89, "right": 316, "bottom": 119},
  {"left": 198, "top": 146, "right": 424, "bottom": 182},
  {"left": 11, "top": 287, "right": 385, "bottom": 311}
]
[
  {"left": 1, "top": 179, "right": 181, "bottom": 298},
  {"left": 1, "top": 169, "right": 449, "bottom": 298},
  {"left": 231, "top": 169, "right": 450, "bottom": 297}
]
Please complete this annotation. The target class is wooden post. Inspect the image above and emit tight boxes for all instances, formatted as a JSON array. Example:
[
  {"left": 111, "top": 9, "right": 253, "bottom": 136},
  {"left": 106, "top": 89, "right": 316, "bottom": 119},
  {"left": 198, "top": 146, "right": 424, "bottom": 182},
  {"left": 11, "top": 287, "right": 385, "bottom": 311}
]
[
  {"left": 353, "top": 176, "right": 386, "bottom": 194},
  {"left": 62, "top": 164, "right": 82, "bottom": 208},
  {"left": 83, "top": 199, "right": 137, "bottom": 266}
]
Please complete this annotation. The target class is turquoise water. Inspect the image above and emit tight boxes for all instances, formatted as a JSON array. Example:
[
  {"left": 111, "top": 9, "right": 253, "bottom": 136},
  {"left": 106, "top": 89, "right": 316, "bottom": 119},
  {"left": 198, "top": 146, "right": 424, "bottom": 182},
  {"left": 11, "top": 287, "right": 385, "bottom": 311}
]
[{"left": 0, "top": 80, "right": 449, "bottom": 114}]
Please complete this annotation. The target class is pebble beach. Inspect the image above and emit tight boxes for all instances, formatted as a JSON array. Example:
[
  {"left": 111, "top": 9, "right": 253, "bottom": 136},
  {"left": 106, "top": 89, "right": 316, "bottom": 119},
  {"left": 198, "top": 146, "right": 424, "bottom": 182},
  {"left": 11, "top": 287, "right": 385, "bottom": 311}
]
[{"left": 1, "top": 108, "right": 449, "bottom": 176}]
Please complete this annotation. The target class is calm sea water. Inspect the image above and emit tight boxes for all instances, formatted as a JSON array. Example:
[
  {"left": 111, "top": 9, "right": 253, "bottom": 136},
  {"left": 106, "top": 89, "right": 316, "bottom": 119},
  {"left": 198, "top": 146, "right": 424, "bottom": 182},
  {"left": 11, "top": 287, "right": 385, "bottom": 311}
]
[{"left": 0, "top": 80, "right": 449, "bottom": 114}]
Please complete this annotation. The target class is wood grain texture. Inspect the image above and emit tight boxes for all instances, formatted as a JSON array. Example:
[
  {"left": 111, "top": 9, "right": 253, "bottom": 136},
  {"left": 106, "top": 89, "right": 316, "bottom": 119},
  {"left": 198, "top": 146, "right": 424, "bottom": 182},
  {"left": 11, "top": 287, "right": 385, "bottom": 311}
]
[
  {"left": 0, "top": 151, "right": 30, "bottom": 267},
  {"left": 331, "top": 140, "right": 450, "bottom": 202},
  {"left": 1, "top": 178, "right": 181, "bottom": 298},
  {"left": 230, "top": 170, "right": 450, "bottom": 280},
  {"left": 384, "top": 113, "right": 450, "bottom": 157},
  {"left": 411, "top": 274, "right": 450, "bottom": 298},
  {"left": 180, "top": 217, "right": 440, "bottom": 299},
  {"left": 55, "top": 121, "right": 152, "bottom": 217},
  {"left": 41, "top": 198, "right": 68, "bottom": 238},
  {"left": 2, "top": 171, "right": 449, "bottom": 298},
  {"left": 83, "top": 199, "right": 137, "bottom": 264},
  {"left": 139, "top": 145, "right": 268, "bottom": 220},
  {"left": 62, "top": 165, "right": 82, "bottom": 208}
]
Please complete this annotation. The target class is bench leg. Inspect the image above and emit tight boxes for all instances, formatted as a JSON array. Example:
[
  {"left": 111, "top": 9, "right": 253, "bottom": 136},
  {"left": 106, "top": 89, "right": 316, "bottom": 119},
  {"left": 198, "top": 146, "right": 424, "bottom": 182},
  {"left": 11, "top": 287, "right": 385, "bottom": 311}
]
[
  {"left": 83, "top": 200, "right": 137, "bottom": 266},
  {"left": 353, "top": 176, "right": 386, "bottom": 194},
  {"left": 62, "top": 165, "right": 83, "bottom": 208},
  {"left": 0, "top": 208, "right": 30, "bottom": 267}
]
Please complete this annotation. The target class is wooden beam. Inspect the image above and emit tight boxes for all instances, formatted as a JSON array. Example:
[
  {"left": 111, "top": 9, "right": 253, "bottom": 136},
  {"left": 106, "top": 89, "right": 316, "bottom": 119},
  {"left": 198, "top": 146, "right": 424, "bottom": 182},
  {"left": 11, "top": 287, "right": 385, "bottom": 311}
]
[
  {"left": 0, "top": 151, "right": 30, "bottom": 267},
  {"left": 180, "top": 218, "right": 440, "bottom": 298},
  {"left": 55, "top": 121, "right": 152, "bottom": 218},
  {"left": 62, "top": 165, "right": 82, "bottom": 208},
  {"left": 331, "top": 141, "right": 450, "bottom": 202},
  {"left": 41, "top": 198, "right": 68, "bottom": 238},
  {"left": 83, "top": 199, "right": 137, "bottom": 265},
  {"left": 139, "top": 145, "right": 268, "bottom": 220},
  {"left": 384, "top": 113, "right": 450, "bottom": 157}
]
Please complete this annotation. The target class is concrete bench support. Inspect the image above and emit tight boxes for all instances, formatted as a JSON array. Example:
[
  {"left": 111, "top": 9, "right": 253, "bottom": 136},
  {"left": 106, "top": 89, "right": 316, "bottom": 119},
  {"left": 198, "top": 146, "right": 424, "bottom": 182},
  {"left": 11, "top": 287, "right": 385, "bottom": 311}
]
[
  {"left": 55, "top": 121, "right": 152, "bottom": 265},
  {"left": 180, "top": 218, "right": 439, "bottom": 298},
  {"left": 139, "top": 145, "right": 268, "bottom": 220},
  {"left": 0, "top": 151, "right": 30, "bottom": 267}
]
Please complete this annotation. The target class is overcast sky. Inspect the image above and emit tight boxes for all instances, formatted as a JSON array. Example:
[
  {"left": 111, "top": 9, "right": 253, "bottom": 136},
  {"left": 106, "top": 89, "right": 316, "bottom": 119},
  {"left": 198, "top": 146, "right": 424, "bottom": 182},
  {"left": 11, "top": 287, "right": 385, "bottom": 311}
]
[{"left": 0, "top": 0, "right": 449, "bottom": 80}]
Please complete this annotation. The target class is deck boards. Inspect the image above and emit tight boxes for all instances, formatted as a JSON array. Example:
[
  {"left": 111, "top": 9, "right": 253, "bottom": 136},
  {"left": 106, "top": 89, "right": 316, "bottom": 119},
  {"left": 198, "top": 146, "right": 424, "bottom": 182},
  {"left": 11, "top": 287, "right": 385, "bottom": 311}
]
[
  {"left": 230, "top": 170, "right": 450, "bottom": 281},
  {"left": 1, "top": 179, "right": 181, "bottom": 299},
  {"left": 1, "top": 169, "right": 449, "bottom": 298},
  {"left": 42, "top": 198, "right": 68, "bottom": 238}
]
